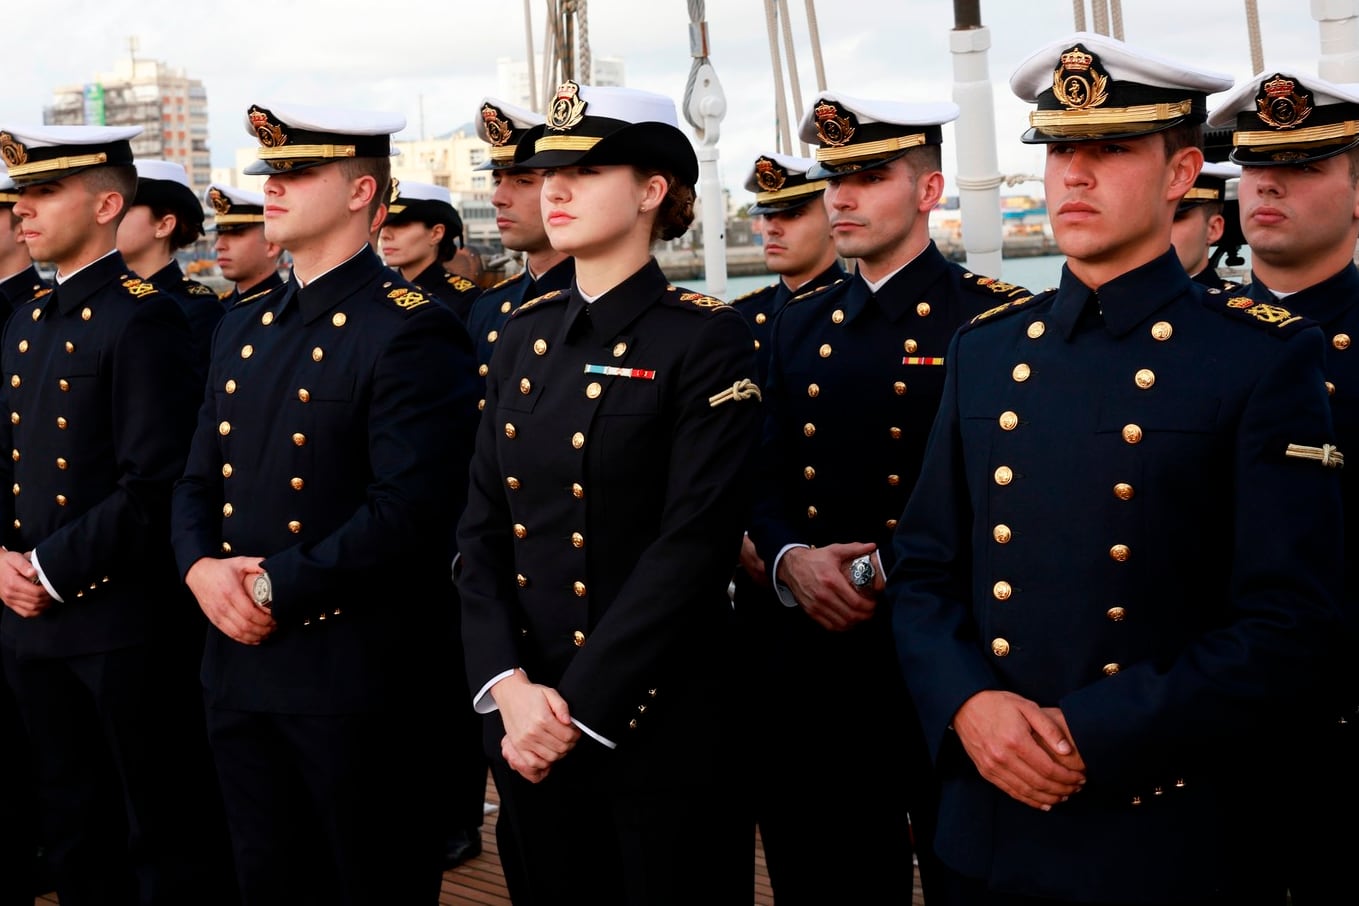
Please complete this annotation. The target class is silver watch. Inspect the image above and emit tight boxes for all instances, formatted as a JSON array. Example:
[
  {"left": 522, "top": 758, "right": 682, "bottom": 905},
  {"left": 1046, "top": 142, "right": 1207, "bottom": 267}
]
[
  {"left": 251, "top": 572, "right": 273, "bottom": 611},
  {"left": 849, "top": 555, "right": 875, "bottom": 589}
]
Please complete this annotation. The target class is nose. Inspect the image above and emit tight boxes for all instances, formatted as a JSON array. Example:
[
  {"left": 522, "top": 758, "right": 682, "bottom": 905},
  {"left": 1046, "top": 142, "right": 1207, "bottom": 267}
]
[
  {"left": 826, "top": 182, "right": 851, "bottom": 210},
  {"left": 1245, "top": 166, "right": 1282, "bottom": 196},
  {"left": 542, "top": 173, "right": 568, "bottom": 203},
  {"left": 263, "top": 176, "right": 282, "bottom": 197},
  {"left": 213, "top": 234, "right": 228, "bottom": 253}
]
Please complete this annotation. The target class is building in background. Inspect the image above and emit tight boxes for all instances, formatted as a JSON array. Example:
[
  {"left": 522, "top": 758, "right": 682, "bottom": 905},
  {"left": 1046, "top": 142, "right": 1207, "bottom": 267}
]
[{"left": 496, "top": 55, "right": 625, "bottom": 111}]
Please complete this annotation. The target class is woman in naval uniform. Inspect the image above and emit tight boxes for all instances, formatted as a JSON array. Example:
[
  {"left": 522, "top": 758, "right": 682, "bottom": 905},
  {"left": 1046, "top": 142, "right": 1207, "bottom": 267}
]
[{"left": 455, "top": 82, "right": 761, "bottom": 905}]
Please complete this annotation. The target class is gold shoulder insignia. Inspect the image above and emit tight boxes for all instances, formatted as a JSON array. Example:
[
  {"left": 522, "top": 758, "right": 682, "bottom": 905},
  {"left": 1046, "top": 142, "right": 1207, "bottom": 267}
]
[
  {"left": 447, "top": 275, "right": 477, "bottom": 292},
  {"left": 491, "top": 272, "right": 524, "bottom": 290},
  {"left": 1224, "top": 296, "right": 1304, "bottom": 328},
  {"left": 236, "top": 287, "right": 277, "bottom": 306},
  {"left": 964, "top": 271, "right": 1031, "bottom": 298},
  {"left": 32, "top": 287, "right": 52, "bottom": 300},
  {"left": 679, "top": 291, "right": 726, "bottom": 308},
  {"left": 791, "top": 279, "right": 843, "bottom": 303},
  {"left": 217, "top": 289, "right": 233, "bottom": 301},
  {"left": 121, "top": 278, "right": 157, "bottom": 298},
  {"left": 967, "top": 292, "right": 1039, "bottom": 326},
  {"left": 387, "top": 287, "right": 430, "bottom": 310},
  {"left": 511, "top": 289, "right": 563, "bottom": 316},
  {"left": 186, "top": 282, "right": 216, "bottom": 296}
]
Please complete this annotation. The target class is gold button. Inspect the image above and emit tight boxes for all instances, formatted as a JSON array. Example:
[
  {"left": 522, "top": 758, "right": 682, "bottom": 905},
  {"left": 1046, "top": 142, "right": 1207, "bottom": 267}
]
[
  {"left": 477, "top": 399, "right": 486, "bottom": 411},
  {"left": 753, "top": 340, "right": 761, "bottom": 350},
  {"left": 904, "top": 339, "right": 919, "bottom": 354},
  {"left": 994, "top": 466, "right": 1013, "bottom": 486},
  {"left": 807, "top": 383, "right": 820, "bottom": 398},
  {"left": 1151, "top": 321, "right": 1173, "bottom": 341},
  {"left": 222, "top": 463, "right": 233, "bottom": 478},
  {"left": 8, "top": 412, "right": 16, "bottom": 425},
  {"left": 916, "top": 302, "right": 931, "bottom": 317},
  {"left": 56, "top": 457, "right": 67, "bottom": 470},
  {"left": 999, "top": 411, "right": 1019, "bottom": 431},
  {"left": 332, "top": 312, "right": 347, "bottom": 327},
  {"left": 1131, "top": 796, "right": 1143, "bottom": 806},
  {"left": 507, "top": 476, "right": 521, "bottom": 490},
  {"left": 289, "top": 521, "right": 302, "bottom": 533},
  {"left": 10, "top": 519, "right": 17, "bottom": 529},
  {"left": 889, "top": 427, "right": 903, "bottom": 439},
  {"left": 290, "top": 477, "right": 304, "bottom": 490},
  {"left": 297, "top": 388, "right": 310, "bottom": 402},
  {"left": 516, "top": 574, "right": 529, "bottom": 587},
  {"left": 478, "top": 364, "right": 489, "bottom": 377},
  {"left": 1107, "top": 606, "right": 1126, "bottom": 622},
  {"left": 831, "top": 309, "right": 845, "bottom": 324},
  {"left": 586, "top": 382, "right": 601, "bottom": 399},
  {"left": 573, "top": 582, "right": 587, "bottom": 597},
  {"left": 993, "top": 581, "right": 1012, "bottom": 601},
  {"left": 1134, "top": 369, "right": 1155, "bottom": 389},
  {"left": 1113, "top": 482, "right": 1134, "bottom": 501},
  {"left": 571, "top": 483, "right": 584, "bottom": 499},
  {"left": 1122, "top": 424, "right": 1143, "bottom": 444},
  {"left": 755, "top": 313, "right": 767, "bottom": 325},
  {"left": 223, "top": 503, "right": 233, "bottom": 517},
  {"left": 1333, "top": 333, "right": 1350, "bottom": 350},
  {"left": 17, "top": 340, "right": 28, "bottom": 353},
  {"left": 222, "top": 542, "right": 232, "bottom": 554},
  {"left": 520, "top": 377, "right": 531, "bottom": 394},
  {"left": 571, "top": 532, "right": 584, "bottom": 549},
  {"left": 571, "top": 432, "right": 585, "bottom": 449},
  {"left": 1110, "top": 544, "right": 1130, "bottom": 562},
  {"left": 804, "top": 466, "right": 816, "bottom": 480},
  {"left": 504, "top": 423, "right": 517, "bottom": 439},
  {"left": 292, "top": 433, "right": 306, "bottom": 446},
  {"left": 30, "top": 309, "right": 39, "bottom": 321},
  {"left": 58, "top": 379, "right": 70, "bottom": 392},
  {"left": 613, "top": 342, "right": 627, "bottom": 358},
  {"left": 992, "top": 638, "right": 1011, "bottom": 657},
  {"left": 993, "top": 524, "right": 1012, "bottom": 544},
  {"left": 534, "top": 339, "right": 548, "bottom": 355},
  {"left": 1103, "top": 663, "right": 1121, "bottom": 676},
  {"left": 1012, "top": 363, "right": 1031, "bottom": 382},
  {"left": 807, "top": 506, "right": 818, "bottom": 519},
  {"left": 572, "top": 629, "right": 586, "bottom": 646},
  {"left": 65, "top": 341, "right": 75, "bottom": 354},
  {"left": 261, "top": 311, "right": 275, "bottom": 325},
  {"left": 501, "top": 301, "right": 512, "bottom": 314},
  {"left": 887, "top": 474, "right": 900, "bottom": 486},
  {"left": 488, "top": 331, "right": 499, "bottom": 343},
  {"left": 1027, "top": 321, "right": 1046, "bottom": 339},
  {"left": 819, "top": 343, "right": 832, "bottom": 358},
  {"left": 56, "top": 416, "right": 68, "bottom": 429},
  {"left": 893, "top": 381, "right": 906, "bottom": 395},
  {"left": 311, "top": 347, "right": 324, "bottom": 362},
  {"left": 629, "top": 719, "right": 638, "bottom": 729},
  {"left": 11, "top": 449, "right": 18, "bottom": 462},
  {"left": 885, "top": 518, "right": 898, "bottom": 530},
  {"left": 80, "top": 307, "right": 92, "bottom": 321},
  {"left": 513, "top": 523, "right": 527, "bottom": 539},
  {"left": 8, "top": 375, "right": 16, "bottom": 388},
  {"left": 803, "top": 423, "right": 816, "bottom": 437},
  {"left": 225, "top": 379, "right": 237, "bottom": 393},
  {"left": 1325, "top": 381, "right": 1335, "bottom": 396},
  {"left": 10, "top": 484, "right": 17, "bottom": 495},
  {"left": 56, "top": 494, "right": 67, "bottom": 506},
  {"left": 241, "top": 344, "right": 253, "bottom": 358}
]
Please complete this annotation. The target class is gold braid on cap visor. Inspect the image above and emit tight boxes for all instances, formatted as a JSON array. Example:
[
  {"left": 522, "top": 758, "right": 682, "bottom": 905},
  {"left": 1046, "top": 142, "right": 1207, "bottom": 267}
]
[
  {"left": 816, "top": 133, "right": 925, "bottom": 163},
  {"left": 1029, "top": 99, "right": 1194, "bottom": 136}
]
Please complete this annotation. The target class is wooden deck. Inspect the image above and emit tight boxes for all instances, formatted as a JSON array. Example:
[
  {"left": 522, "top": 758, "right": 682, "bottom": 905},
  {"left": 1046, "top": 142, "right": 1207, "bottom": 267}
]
[{"left": 34, "top": 769, "right": 924, "bottom": 905}]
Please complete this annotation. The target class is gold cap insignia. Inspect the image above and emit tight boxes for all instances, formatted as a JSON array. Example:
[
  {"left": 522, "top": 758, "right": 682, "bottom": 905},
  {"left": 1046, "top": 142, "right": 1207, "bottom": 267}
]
[
  {"left": 248, "top": 105, "right": 289, "bottom": 149},
  {"left": 0, "top": 132, "right": 28, "bottom": 169},
  {"left": 547, "top": 80, "right": 588, "bottom": 132},
  {"left": 1052, "top": 44, "right": 1109, "bottom": 110},
  {"left": 208, "top": 188, "right": 231, "bottom": 215},
  {"left": 388, "top": 177, "right": 401, "bottom": 205},
  {"left": 482, "top": 103, "right": 513, "bottom": 147},
  {"left": 754, "top": 157, "right": 786, "bottom": 192},
  {"left": 814, "top": 101, "right": 857, "bottom": 147},
  {"left": 1255, "top": 75, "right": 1313, "bottom": 130}
]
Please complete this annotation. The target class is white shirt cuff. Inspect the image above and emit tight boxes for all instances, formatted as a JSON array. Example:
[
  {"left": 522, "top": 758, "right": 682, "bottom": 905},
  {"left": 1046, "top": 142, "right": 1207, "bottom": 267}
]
[
  {"left": 29, "top": 549, "right": 64, "bottom": 604},
  {"left": 572, "top": 718, "right": 617, "bottom": 750},
  {"left": 771, "top": 543, "right": 810, "bottom": 607},
  {"left": 473, "top": 668, "right": 517, "bottom": 714}
]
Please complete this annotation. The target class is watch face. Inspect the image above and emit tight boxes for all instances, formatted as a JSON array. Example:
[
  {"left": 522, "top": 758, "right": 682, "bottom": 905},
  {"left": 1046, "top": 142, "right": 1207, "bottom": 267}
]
[
  {"left": 850, "top": 557, "right": 875, "bottom": 588},
  {"left": 252, "top": 573, "right": 272, "bottom": 604}
]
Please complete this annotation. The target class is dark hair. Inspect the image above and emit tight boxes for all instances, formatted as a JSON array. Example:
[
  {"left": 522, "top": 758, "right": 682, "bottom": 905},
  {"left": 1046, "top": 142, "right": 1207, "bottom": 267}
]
[
  {"left": 638, "top": 169, "right": 695, "bottom": 242},
  {"left": 147, "top": 202, "right": 203, "bottom": 249},
  {"left": 337, "top": 157, "right": 392, "bottom": 224},
  {"left": 1161, "top": 122, "right": 1204, "bottom": 158},
  {"left": 1346, "top": 147, "right": 1359, "bottom": 186},
  {"left": 77, "top": 165, "right": 137, "bottom": 224},
  {"left": 901, "top": 144, "right": 943, "bottom": 176}
]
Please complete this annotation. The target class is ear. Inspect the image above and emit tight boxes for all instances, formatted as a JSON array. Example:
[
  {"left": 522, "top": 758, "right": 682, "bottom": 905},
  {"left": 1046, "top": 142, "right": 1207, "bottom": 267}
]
[
  {"left": 350, "top": 174, "right": 379, "bottom": 215},
  {"left": 154, "top": 212, "right": 177, "bottom": 240},
  {"left": 1206, "top": 212, "right": 1225, "bottom": 245},
  {"left": 1167, "top": 146, "right": 1204, "bottom": 203},
  {"left": 640, "top": 173, "right": 668, "bottom": 212},
  {"left": 917, "top": 169, "right": 946, "bottom": 213},
  {"left": 93, "top": 190, "right": 126, "bottom": 227},
  {"left": 429, "top": 222, "right": 446, "bottom": 247}
]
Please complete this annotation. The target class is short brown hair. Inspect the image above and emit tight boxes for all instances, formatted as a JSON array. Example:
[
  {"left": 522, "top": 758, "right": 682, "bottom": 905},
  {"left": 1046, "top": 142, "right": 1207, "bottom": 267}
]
[
  {"left": 1161, "top": 123, "right": 1204, "bottom": 158},
  {"left": 337, "top": 157, "right": 392, "bottom": 224},
  {"left": 76, "top": 165, "right": 137, "bottom": 225}
]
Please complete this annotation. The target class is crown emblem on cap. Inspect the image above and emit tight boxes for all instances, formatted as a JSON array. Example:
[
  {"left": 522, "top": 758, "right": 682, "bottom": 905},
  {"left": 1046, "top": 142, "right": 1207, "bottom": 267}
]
[
  {"left": 208, "top": 187, "right": 231, "bottom": 215},
  {"left": 1052, "top": 43, "right": 1109, "bottom": 111},
  {"left": 547, "top": 80, "right": 588, "bottom": 133},
  {"left": 1255, "top": 75, "right": 1313, "bottom": 130},
  {"left": 814, "top": 101, "right": 857, "bottom": 148},
  {"left": 248, "top": 105, "right": 289, "bottom": 149},
  {"left": 482, "top": 103, "right": 514, "bottom": 147},
  {"left": 754, "top": 157, "right": 786, "bottom": 192},
  {"left": 388, "top": 177, "right": 401, "bottom": 205},
  {"left": 0, "top": 132, "right": 28, "bottom": 169}
]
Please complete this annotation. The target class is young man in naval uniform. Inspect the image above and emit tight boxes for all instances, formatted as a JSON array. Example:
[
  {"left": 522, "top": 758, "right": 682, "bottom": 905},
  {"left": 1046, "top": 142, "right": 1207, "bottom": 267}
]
[
  {"left": 205, "top": 183, "right": 284, "bottom": 308},
  {"left": 1169, "top": 160, "right": 1241, "bottom": 292},
  {"left": 746, "top": 92, "right": 1030, "bottom": 906},
  {"left": 0, "top": 124, "right": 236, "bottom": 906},
  {"left": 464, "top": 97, "right": 573, "bottom": 404},
  {"left": 887, "top": 33, "right": 1345, "bottom": 906},
  {"left": 171, "top": 101, "right": 479, "bottom": 906},
  {"left": 1208, "top": 70, "right": 1359, "bottom": 906},
  {"left": 379, "top": 180, "right": 482, "bottom": 323},
  {"left": 0, "top": 174, "right": 50, "bottom": 322}
]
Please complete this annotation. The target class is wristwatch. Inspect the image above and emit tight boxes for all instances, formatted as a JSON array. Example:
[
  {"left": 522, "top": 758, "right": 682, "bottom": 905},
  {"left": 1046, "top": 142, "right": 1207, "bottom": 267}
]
[
  {"left": 849, "top": 555, "right": 875, "bottom": 589},
  {"left": 251, "top": 572, "right": 273, "bottom": 612}
]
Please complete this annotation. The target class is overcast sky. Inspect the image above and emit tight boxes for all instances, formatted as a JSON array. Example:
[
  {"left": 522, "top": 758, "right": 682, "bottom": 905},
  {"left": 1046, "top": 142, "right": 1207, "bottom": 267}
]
[{"left": 0, "top": 1, "right": 1327, "bottom": 197}]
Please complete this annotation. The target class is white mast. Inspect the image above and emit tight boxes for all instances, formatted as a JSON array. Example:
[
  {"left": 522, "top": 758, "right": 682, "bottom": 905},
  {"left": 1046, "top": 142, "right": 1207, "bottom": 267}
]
[
  {"left": 682, "top": 0, "right": 729, "bottom": 297},
  {"left": 1313, "top": 0, "right": 1359, "bottom": 81},
  {"left": 950, "top": 1, "right": 1004, "bottom": 278}
]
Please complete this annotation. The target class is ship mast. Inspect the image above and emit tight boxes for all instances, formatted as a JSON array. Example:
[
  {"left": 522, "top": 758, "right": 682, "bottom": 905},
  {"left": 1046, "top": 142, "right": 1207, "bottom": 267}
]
[{"left": 950, "top": 1, "right": 1004, "bottom": 277}]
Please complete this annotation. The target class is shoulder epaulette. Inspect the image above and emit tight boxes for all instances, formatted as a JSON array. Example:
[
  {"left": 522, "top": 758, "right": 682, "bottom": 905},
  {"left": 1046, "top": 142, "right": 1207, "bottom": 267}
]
[
  {"left": 510, "top": 289, "right": 566, "bottom": 318},
  {"left": 731, "top": 283, "right": 775, "bottom": 304},
  {"left": 32, "top": 287, "right": 52, "bottom": 301},
  {"left": 961, "top": 271, "right": 1033, "bottom": 300},
  {"left": 121, "top": 277, "right": 158, "bottom": 298},
  {"left": 965, "top": 289, "right": 1048, "bottom": 328},
  {"left": 676, "top": 290, "right": 726, "bottom": 309},
  {"left": 217, "top": 288, "right": 233, "bottom": 301},
  {"left": 185, "top": 281, "right": 217, "bottom": 297},
  {"left": 490, "top": 272, "right": 525, "bottom": 291},
  {"left": 385, "top": 286, "right": 431, "bottom": 311},
  {"left": 790, "top": 278, "right": 844, "bottom": 304},
  {"left": 1215, "top": 294, "right": 1313, "bottom": 337},
  {"left": 235, "top": 286, "right": 278, "bottom": 307},
  {"left": 446, "top": 275, "right": 478, "bottom": 293}
]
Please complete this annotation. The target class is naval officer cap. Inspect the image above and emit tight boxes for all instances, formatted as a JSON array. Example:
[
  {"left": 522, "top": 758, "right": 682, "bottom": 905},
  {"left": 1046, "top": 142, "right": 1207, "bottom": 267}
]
[
  {"left": 1207, "top": 72, "right": 1359, "bottom": 165},
  {"left": 797, "top": 92, "right": 959, "bottom": 179},
  {"left": 745, "top": 153, "right": 827, "bottom": 216},
  {"left": 1011, "top": 32, "right": 1232, "bottom": 143},
  {"left": 1177, "top": 160, "right": 1240, "bottom": 213},
  {"left": 0, "top": 173, "right": 18, "bottom": 206},
  {"left": 242, "top": 101, "right": 405, "bottom": 176},
  {"left": 514, "top": 81, "right": 699, "bottom": 186},
  {"left": 206, "top": 183, "right": 265, "bottom": 233},
  {"left": 132, "top": 159, "right": 204, "bottom": 237},
  {"left": 475, "top": 97, "right": 545, "bottom": 171},
  {"left": 384, "top": 179, "right": 463, "bottom": 241},
  {"left": 0, "top": 124, "right": 142, "bottom": 188}
]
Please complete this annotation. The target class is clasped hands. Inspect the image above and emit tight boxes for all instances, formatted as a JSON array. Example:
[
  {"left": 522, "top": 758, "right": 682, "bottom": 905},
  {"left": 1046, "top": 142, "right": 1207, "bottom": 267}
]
[
  {"left": 491, "top": 669, "right": 581, "bottom": 784},
  {"left": 953, "top": 689, "right": 1087, "bottom": 811},
  {"left": 185, "top": 555, "right": 276, "bottom": 645}
]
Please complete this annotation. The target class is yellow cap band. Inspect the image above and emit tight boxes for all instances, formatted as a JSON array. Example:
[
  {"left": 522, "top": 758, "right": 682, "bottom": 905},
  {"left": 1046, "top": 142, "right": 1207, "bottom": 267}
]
[
  {"left": 1029, "top": 99, "right": 1194, "bottom": 135},
  {"left": 755, "top": 180, "right": 828, "bottom": 205},
  {"left": 5, "top": 152, "right": 109, "bottom": 179},
  {"left": 256, "top": 144, "right": 356, "bottom": 161},
  {"left": 534, "top": 135, "right": 602, "bottom": 153},
  {"left": 1234, "top": 119, "right": 1359, "bottom": 148},
  {"left": 817, "top": 133, "right": 925, "bottom": 164}
]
